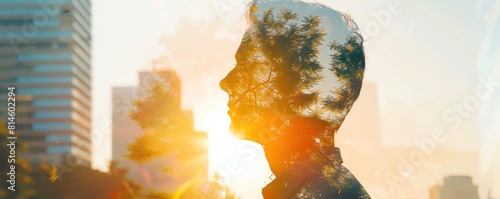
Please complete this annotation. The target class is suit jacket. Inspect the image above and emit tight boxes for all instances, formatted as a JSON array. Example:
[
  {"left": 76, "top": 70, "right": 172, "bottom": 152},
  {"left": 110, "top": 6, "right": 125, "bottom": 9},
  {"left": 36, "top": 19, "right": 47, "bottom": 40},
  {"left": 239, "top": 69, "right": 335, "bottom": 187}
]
[{"left": 262, "top": 148, "right": 371, "bottom": 199}]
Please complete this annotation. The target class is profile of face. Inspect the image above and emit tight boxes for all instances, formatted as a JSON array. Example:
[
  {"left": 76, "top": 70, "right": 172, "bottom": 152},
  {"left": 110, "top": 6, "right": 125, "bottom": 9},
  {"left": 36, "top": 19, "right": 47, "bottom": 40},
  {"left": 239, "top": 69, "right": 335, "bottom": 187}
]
[{"left": 219, "top": 0, "right": 365, "bottom": 148}]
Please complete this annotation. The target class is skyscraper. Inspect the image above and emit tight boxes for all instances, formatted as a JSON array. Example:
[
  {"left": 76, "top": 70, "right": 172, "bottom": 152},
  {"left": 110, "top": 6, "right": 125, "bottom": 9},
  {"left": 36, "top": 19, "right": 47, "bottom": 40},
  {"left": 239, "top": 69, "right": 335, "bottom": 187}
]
[
  {"left": 0, "top": 0, "right": 92, "bottom": 166},
  {"left": 336, "top": 82, "right": 384, "bottom": 191}
]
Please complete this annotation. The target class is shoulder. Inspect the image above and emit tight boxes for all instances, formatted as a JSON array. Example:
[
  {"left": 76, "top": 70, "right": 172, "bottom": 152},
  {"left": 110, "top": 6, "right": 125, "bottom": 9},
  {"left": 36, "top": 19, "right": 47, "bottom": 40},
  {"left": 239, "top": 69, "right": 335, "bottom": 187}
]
[{"left": 292, "top": 165, "right": 371, "bottom": 199}]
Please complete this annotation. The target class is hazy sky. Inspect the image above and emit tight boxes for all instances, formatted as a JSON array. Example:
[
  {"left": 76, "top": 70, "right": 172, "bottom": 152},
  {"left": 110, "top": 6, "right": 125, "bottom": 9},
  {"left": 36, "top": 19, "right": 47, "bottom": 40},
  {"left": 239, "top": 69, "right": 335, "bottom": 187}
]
[{"left": 92, "top": 0, "right": 498, "bottom": 198}]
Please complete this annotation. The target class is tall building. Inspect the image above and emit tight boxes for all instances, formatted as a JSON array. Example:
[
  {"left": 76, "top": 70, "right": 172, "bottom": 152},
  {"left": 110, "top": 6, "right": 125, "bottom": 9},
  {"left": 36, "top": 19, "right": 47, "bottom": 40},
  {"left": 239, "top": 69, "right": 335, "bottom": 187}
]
[
  {"left": 487, "top": 138, "right": 500, "bottom": 199},
  {"left": 478, "top": 1, "right": 500, "bottom": 198},
  {"left": 336, "top": 82, "right": 384, "bottom": 192},
  {"left": 338, "top": 82, "right": 382, "bottom": 146},
  {"left": 111, "top": 87, "right": 139, "bottom": 163},
  {"left": 112, "top": 70, "right": 208, "bottom": 192},
  {"left": 0, "top": 0, "right": 92, "bottom": 166},
  {"left": 430, "top": 176, "right": 480, "bottom": 199}
]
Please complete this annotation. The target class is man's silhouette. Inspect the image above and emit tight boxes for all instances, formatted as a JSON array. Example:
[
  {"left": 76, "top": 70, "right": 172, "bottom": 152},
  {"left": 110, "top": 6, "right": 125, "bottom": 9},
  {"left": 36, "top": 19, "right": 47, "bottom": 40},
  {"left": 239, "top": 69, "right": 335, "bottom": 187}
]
[{"left": 220, "top": 0, "right": 371, "bottom": 198}]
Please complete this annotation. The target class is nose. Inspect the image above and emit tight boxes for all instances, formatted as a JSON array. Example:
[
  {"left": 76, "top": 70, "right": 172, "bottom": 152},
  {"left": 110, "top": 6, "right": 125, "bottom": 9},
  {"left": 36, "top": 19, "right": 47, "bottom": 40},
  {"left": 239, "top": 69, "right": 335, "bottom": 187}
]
[
  {"left": 219, "top": 74, "right": 227, "bottom": 92},
  {"left": 219, "top": 67, "right": 233, "bottom": 92}
]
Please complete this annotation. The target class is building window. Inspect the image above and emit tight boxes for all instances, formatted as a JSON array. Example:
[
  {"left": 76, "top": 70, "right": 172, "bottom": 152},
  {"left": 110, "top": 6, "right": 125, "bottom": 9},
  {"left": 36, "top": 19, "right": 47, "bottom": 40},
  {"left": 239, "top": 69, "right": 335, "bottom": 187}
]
[
  {"left": 0, "top": 30, "right": 72, "bottom": 40},
  {"left": 34, "top": 65, "right": 72, "bottom": 72},
  {"left": 17, "top": 53, "right": 72, "bottom": 62},
  {"left": 32, "top": 122, "right": 71, "bottom": 131},
  {"left": 18, "top": 88, "right": 72, "bottom": 95},
  {"left": 34, "top": 111, "right": 72, "bottom": 119},
  {"left": 47, "top": 146, "right": 71, "bottom": 154},
  {"left": 33, "top": 99, "right": 72, "bottom": 107},
  {"left": 18, "top": 76, "right": 72, "bottom": 84},
  {"left": 46, "top": 135, "right": 72, "bottom": 142}
]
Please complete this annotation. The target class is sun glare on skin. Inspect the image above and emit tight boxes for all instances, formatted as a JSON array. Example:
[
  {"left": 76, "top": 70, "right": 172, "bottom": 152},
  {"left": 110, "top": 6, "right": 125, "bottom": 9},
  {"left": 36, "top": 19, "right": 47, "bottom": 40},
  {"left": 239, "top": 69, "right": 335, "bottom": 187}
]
[{"left": 200, "top": 107, "right": 272, "bottom": 198}]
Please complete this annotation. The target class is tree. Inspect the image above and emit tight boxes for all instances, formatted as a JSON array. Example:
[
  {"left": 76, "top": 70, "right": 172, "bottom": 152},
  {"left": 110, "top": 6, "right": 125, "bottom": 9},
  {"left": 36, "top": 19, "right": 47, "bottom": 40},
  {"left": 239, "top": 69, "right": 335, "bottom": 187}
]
[
  {"left": 324, "top": 36, "right": 365, "bottom": 119},
  {"left": 125, "top": 75, "right": 203, "bottom": 169},
  {"left": 1, "top": 122, "right": 141, "bottom": 199},
  {"left": 31, "top": 161, "right": 141, "bottom": 199},
  {"left": 220, "top": 7, "right": 329, "bottom": 145},
  {"left": 126, "top": 72, "right": 236, "bottom": 198},
  {"left": 126, "top": 77, "right": 185, "bottom": 164},
  {"left": 219, "top": 6, "right": 365, "bottom": 174},
  {"left": 0, "top": 123, "right": 36, "bottom": 199}
]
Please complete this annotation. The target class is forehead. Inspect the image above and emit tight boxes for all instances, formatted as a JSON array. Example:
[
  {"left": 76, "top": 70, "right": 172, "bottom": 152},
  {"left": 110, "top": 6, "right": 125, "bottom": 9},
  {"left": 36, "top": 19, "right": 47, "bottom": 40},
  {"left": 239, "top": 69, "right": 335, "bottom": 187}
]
[{"left": 233, "top": 27, "right": 254, "bottom": 59}]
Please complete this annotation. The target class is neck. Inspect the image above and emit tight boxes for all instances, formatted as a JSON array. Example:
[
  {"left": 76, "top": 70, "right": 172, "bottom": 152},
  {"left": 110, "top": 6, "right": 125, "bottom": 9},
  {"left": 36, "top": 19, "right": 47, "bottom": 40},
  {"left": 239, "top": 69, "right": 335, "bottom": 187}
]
[
  {"left": 262, "top": 117, "right": 336, "bottom": 177},
  {"left": 261, "top": 145, "right": 344, "bottom": 199}
]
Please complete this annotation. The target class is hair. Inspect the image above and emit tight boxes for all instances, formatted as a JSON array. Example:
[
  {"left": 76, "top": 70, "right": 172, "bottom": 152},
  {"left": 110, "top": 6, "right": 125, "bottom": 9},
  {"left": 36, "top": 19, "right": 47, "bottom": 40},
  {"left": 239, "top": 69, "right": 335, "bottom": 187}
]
[
  {"left": 223, "top": 0, "right": 368, "bottom": 173},
  {"left": 246, "top": 0, "right": 364, "bottom": 45},
  {"left": 245, "top": 0, "right": 366, "bottom": 127}
]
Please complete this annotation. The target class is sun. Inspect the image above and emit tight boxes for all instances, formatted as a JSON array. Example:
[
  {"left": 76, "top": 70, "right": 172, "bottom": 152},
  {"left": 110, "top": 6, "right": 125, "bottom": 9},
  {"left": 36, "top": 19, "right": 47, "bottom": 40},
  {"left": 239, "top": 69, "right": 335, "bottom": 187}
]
[{"left": 199, "top": 108, "right": 239, "bottom": 168}]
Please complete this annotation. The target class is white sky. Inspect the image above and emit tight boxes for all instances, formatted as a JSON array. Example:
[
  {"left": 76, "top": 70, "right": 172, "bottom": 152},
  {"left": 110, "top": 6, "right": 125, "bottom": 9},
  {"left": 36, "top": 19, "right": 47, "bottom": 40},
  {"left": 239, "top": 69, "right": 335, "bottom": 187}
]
[{"left": 91, "top": 0, "right": 499, "bottom": 198}]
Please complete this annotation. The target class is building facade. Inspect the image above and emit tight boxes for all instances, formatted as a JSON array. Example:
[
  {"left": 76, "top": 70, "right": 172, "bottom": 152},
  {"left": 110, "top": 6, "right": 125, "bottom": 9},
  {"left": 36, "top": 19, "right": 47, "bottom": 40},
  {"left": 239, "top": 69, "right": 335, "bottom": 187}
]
[{"left": 0, "top": 0, "right": 92, "bottom": 166}]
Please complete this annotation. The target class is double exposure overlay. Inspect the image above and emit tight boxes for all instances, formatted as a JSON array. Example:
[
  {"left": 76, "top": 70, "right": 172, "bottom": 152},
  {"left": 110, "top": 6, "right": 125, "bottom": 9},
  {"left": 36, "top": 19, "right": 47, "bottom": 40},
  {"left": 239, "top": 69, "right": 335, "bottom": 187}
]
[{"left": 220, "top": 1, "right": 370, "bottom": 198}]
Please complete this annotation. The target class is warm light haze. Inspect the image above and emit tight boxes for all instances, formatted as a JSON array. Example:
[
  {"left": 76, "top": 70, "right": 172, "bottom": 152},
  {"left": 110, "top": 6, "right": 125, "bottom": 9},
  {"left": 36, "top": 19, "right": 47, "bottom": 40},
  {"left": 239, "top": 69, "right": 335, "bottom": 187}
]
[{"left": 89, "top": 0, "right": 498, "bottom": 198}]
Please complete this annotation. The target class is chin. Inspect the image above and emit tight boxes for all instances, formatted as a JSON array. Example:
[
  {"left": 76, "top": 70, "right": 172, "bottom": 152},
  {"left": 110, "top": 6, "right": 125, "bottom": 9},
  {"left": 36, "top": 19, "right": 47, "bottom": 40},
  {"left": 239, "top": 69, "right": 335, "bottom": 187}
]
[
  {"left": 228, "top": 122, "right": 247, "bottom": 139},
  {"left": 228, "top": 122, "right": 260, "bottom": 143}
]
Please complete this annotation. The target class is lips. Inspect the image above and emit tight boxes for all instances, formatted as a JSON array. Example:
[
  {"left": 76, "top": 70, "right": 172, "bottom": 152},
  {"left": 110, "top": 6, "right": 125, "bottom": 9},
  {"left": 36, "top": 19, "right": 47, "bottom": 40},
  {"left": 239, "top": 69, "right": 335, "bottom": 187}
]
[
  {"left": 227, "top": 100, "right": 236, "bottom": 114},
  {"left": 227, "top": 108, "right": 235, "bottom": 117}
]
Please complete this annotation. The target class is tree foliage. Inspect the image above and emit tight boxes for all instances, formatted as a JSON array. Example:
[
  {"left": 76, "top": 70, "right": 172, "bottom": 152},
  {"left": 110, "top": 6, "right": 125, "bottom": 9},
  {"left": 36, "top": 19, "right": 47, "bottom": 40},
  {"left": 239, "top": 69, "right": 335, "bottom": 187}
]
[
  {"left": 31, "top": 163, "right": 141, "bottom": 199},
  {"left": 220, "top": 7, "right": 327, "bottom": 142},
  {"left": 219, "top": 6, "right": 365, "bottom": 177},
  {"left": 125, "top": 72, "right": 236, "bottom": 198},
  {"left": 129, "top": 78, "right": 182, "bottom": 132},
  {"left": 126, "top": 75, "right": 194, "bottom": 164},
  {"left": 324, "top": 37, "right": 365, "bottom": 116},
  {"left": 1, "top": 123, "right": 141, "bottom": 199},
  {"left": 0, "top": 123, "right": 36, "bottom": 199},
  {"left": 220, "top": 6, "right": 365, "bottom": 145}
]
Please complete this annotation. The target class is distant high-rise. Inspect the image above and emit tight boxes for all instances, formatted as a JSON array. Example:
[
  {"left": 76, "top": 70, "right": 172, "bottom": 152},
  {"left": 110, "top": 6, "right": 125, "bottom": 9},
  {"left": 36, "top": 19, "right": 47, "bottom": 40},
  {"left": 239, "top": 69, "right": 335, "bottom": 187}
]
[
  {"left": 478, "top": 1, "right": 500, "bottom": 198},
  {"left": 489, "top": 139, "right": 500, "bottom": 199},
  {"left": 430, "top": 176, "right": 480, "bottom": 199},
  {"left": 338, "top": 82, "right": 382, "bottom": 146},
  {"left": 0, "top": 0, "right": 92, "bottom": 166},
  {"left": 112, "top": 70, "right": 208, "bottom": 192},
  {"left": 111, "top": 87, "right": 139, "bottom": 163},
  {"left": 336, "top": 82, "right": 383, "bottom": 189}
]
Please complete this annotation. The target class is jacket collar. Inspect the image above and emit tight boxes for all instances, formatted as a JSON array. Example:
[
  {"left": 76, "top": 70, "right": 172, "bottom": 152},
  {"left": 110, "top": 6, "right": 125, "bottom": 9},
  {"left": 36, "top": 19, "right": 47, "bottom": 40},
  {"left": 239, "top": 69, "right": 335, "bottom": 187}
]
[{"left": 262, "top": 148, "right": 343, "bottom": 198}]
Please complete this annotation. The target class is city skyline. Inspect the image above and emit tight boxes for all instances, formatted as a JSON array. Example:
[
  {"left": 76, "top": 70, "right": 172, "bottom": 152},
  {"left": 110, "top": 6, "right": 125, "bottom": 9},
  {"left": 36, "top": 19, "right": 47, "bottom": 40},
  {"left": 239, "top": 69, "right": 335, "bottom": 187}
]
[
  {"left": 0, "top": 0, "right": 496, "bottom": 198},
  {"left": 92, "top": 1, "right": 497, "bottom": 198}
]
